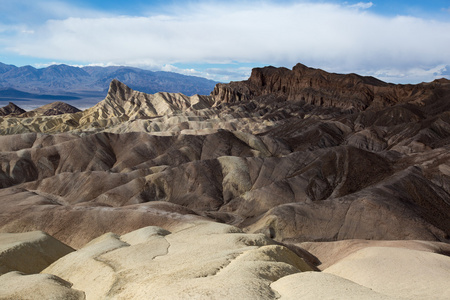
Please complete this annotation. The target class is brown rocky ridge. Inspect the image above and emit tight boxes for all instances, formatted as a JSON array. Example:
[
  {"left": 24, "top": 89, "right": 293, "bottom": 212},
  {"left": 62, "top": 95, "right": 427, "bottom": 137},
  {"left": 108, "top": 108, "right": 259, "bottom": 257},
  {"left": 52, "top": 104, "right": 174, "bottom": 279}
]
[{"left": 0, "top": 63, "right": 449, "bottom": 299}]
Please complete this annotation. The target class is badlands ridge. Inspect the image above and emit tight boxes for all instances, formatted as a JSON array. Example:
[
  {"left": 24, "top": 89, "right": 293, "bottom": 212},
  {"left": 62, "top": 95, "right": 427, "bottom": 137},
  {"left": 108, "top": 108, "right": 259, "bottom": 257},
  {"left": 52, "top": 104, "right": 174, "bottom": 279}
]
[{"left": 0, "top": 63, "right": 450, "bottom": 299}]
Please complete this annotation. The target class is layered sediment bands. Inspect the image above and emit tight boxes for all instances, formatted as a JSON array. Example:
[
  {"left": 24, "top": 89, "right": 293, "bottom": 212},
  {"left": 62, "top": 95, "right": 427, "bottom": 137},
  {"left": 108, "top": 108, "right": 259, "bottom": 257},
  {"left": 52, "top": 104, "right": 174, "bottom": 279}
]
[{"left": 0, "top": 64, "right": 450, "bottom": 249}]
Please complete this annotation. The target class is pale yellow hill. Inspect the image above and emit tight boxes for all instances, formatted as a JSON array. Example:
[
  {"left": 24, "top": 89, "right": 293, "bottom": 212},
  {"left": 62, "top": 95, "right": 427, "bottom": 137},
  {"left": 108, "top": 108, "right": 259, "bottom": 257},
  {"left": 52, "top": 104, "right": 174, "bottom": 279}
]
[{"left": 324, "top": 246, "right": 450, "bottom": 299}]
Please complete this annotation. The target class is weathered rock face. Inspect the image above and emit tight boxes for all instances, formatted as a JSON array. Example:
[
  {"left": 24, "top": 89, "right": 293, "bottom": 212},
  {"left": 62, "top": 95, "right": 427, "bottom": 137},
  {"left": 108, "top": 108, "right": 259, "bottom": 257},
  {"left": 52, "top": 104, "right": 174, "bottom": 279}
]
[{"left": 212, "top": 63, "right": 447, "bottom": 112}]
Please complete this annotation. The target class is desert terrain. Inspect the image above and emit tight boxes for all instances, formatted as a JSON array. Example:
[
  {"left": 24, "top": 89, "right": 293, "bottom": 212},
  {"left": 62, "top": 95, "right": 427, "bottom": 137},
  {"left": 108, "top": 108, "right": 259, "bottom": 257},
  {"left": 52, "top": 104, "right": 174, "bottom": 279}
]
[{"left": 0, "top": 63, "right": 449, "bottom": 299}]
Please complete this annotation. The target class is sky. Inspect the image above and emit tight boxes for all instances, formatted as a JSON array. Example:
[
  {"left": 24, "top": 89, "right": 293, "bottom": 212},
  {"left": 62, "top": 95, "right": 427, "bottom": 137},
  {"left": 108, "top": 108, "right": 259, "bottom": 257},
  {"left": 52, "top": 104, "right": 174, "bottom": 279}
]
[{"left": 0, "top": 0, "right": 449, "bottom": 83}]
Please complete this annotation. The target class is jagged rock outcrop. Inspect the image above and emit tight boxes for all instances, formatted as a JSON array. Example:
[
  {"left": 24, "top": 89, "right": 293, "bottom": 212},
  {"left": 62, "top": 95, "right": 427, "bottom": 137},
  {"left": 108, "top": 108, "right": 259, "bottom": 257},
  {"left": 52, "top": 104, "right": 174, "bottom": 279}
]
[
  {"left": 77, "top": 79, "right": 216, "bottom": 130},
  {"left": 212, "top": 63, "right": 449, "bottom": 112}
]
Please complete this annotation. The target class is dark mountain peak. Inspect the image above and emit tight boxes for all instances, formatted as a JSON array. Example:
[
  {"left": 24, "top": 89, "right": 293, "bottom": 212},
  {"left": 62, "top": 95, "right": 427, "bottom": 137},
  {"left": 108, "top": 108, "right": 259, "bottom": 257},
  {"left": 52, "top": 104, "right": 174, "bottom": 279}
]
[
  {"left": 292, "top": 62, "right": 311, "bottom": 71},
  {"left": 41, "top": 64, "right": 90, "bottom": 79},
  {"left": 46, "top": 63, "right": 71, "bottom": 69},
  {"left": 21, "top": 65, "right": 37, "bottom": 70},
  {"left": 19, "top": 101, "right": 81, "bottom": 118},
  {"left": 38, "top": 101, "right": 81, "bottom": 115},
  {"left": 19, "top": 65, "right": 39, "bottom": 74},
  {"left": 0, "top": 102, "right": 26, "bottom": 116},
  {"left": 2, "top": 65, "right": 40, "bottom": 82},
  {"left": 81, "top": 65, "right": 123, "bottom": 76},
  {"left": 248, "top": 66, "right": 292, "bottom": 86},
  {"left": 433, "top": 78, "right": 450, "bottom": 84}
]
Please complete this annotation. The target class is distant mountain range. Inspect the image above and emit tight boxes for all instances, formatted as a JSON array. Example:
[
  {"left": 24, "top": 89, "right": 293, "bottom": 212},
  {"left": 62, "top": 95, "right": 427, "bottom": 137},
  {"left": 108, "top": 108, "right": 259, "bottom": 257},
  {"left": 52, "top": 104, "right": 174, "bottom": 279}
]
[{"left": 0, "top": 62, "right": 218, "bottom": 109}]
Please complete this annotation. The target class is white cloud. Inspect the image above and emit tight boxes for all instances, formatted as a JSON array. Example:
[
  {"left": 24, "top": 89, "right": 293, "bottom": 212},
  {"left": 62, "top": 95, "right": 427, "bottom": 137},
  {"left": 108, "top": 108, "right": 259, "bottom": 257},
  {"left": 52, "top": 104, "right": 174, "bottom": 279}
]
[
  {"left": 160, "top": 64, "right": 252, "bottom": 82},
  {"left": 2, "top": 1, "right": 450, "bottom": 83},
  {"left": 371, "top": 64, "right": 449, "bottom": 84},
  {"left": 348, "top": 2, "right": 373, "bottom": 9},
  {"left": 203, "top": 67, "right": 253, "bottom": 82},
  {"left": 0, "top": 0, "right": 106, "bottom": 24},
  {"left": 161, "top": 64, "right": 205, "bottom": 77}
]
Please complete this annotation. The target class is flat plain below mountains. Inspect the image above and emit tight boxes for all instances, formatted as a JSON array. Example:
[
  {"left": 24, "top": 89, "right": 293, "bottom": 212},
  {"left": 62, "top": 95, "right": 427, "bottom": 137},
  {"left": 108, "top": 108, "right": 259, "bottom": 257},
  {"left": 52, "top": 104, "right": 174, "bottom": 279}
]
[{"left": 0, "top": 63, "right": 449, "bottom": 299}]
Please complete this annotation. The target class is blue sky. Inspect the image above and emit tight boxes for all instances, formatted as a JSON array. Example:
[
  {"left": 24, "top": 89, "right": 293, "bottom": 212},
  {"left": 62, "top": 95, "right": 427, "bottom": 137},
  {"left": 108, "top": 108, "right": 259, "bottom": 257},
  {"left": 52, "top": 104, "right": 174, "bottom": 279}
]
[{"left": 0, "top": 0, "right": 449, "bottom": 83}]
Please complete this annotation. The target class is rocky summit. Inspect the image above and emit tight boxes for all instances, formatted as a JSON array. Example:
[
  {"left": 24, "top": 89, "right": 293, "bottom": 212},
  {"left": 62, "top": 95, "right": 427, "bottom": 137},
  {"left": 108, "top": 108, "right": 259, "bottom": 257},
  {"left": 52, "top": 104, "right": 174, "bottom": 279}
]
[{"left": 0, "top": 64, "right": 450, "bottom": 299}]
